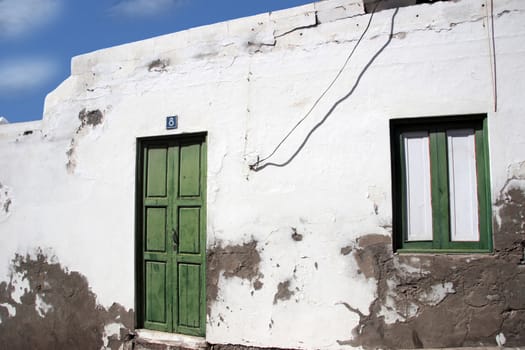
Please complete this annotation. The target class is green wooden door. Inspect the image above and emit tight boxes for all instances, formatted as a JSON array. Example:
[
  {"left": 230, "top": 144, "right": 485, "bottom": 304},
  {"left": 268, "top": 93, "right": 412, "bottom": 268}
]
[{"left": 137, "top": 135, "right": 206, "bottom": 336}]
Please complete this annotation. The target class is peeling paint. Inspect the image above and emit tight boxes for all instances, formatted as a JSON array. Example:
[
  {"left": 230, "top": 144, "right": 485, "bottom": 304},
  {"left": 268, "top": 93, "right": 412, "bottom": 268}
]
[
  {"left": 416, "top": 282, "right": 455, "bottom": 306},
  {"left": 340, "top": 245, "right": 353, "bottom": 256},
  {"left": 78, "top": 108, "right": 104, "bottom": 129},
  {"left": 207, "top": 240, "right": 264, "bottom": 313},
  {"left": 290, "top": 227, "right": 303, "bottom": 241},
  {"left": 253, "top": 280, "right": 263, "bottom": 290},
  {"left": 35, "top": 293, "right": 53, "bottom": 318},
  {"left": 0, "top": 302, "right": 15, "bottom": 318},
  {"left": 2, "top": 199, "right": 11, "bottom": 213},
  {"left": 66, "top": 108, "right": 105, "bottom": 173},
  {"left": 65, "top": 139, "right": 77, "bottom": 173},
  {"left": 9, "top": 271, "right": 29, "bottom": 304},
  {"left": 273, "top": 280, "right": 294, "bottom": 304},
  {"left": 496, "top": 332, "right": 506, "bottom": 346},
  {"left": 148, "top": 58, "right": 170, "bottom": 72},
  {"left": 494, "top": 178, "right": 525, "bottom": 254},
  {"left": 367, "top": 185, "right": 385, "bottom": 215},
  {"left": 0, "top": 183, "right": 13, "bottom": 221},
  {"left": 336, "top": 172, "right": 525, "bottom": 348},
  {"left": 0, "top": 250, "right": 134, "bottom": 349}
]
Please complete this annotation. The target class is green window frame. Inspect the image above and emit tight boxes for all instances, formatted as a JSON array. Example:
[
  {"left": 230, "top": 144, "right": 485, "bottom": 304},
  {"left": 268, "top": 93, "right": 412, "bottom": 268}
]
[{"left": 390, "top": 115, "right": 492, "bottom": 253}]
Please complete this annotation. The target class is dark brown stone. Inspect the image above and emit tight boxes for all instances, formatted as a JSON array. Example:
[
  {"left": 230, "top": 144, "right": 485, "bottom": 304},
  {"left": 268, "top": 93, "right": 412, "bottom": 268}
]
[
  {"left": 501, "top": 310, "right": 525, "bottom": 346},
  {"left": 467, "top": 304, "right": 505, "bottom": 341}
]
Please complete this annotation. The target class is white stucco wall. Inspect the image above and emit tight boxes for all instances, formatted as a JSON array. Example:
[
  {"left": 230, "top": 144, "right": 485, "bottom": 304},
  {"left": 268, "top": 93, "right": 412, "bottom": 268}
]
[{"left": 1, "top": 0, "right": 524, "bottom": 348}]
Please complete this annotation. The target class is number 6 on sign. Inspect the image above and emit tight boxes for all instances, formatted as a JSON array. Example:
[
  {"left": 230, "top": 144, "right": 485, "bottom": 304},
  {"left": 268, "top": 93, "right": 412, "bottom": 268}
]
[{"left": 166, "top": 116, "right": 178, "bottom": 130}]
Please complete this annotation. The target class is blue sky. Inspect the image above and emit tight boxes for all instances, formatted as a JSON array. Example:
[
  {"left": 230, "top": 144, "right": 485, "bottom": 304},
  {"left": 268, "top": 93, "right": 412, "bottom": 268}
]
[{"left": 0, "top": 0, "right": 314, "bottom": 123}]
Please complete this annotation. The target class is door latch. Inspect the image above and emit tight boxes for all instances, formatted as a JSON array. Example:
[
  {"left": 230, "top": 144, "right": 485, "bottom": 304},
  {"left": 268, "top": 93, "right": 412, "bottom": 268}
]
[{"left": 172, "top": 228, "right": 179, "bottom": 251}]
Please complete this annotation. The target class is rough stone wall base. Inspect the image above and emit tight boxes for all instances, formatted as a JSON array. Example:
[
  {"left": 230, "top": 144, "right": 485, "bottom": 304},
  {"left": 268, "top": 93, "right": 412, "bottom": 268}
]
[{"left": 134, "top": 340, "right": 525, "bottom": 350}]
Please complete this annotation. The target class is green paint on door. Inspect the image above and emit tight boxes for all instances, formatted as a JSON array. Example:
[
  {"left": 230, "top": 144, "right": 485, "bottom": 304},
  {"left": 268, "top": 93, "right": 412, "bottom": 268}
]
[
  {"left": 146, "top": 208, "right": 167, "bottom": 252},
  {"left": 145, "top": 262, "right": 167, "bottom": 324},
  {"left": 179, "top": 208, "right": 200, "bottom": 254},
  {"left": 179, "top": 144, "right": 201, "bottom": 197},
  {"left": 178, "top": 263, "right": 201, "bottom": 328},
  {"left": 146, "top": 148, "right": 167, "bottom": 197},
  {"left": 137, "top": 134, "right": 207, "bottom": 336}
]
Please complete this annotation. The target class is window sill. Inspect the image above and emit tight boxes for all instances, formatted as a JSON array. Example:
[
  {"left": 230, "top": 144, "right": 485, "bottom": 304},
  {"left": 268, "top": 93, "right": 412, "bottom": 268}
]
[{"left": 396, "top": 248, "right": 493, "bottom": 254}]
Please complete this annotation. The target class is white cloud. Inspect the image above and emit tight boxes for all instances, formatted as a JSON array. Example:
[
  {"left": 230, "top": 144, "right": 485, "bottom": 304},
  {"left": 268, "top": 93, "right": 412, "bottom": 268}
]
[
  {"left": 0, "top": 58, "right": 58, "bottom": 94},
  {"left": 0, "top": 0, "right": 62, "bottom": 39},
  {"left": 109, "top": 0, "right": 182, "bottom": 17}
]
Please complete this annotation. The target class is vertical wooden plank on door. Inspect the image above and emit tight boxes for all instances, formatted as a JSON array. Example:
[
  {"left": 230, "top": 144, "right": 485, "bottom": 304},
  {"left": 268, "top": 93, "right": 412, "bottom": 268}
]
[
  {"left": 147, "top": 148, "right": 167, "bottom": 197},
  {"left": 179, "top": 208, "right": 200, "bottom": 253},
  {"left": 170, "top": 143, "right": 180, "bottom": 335},
  {"left": 175, "top": 141, "right": 205, "bottom": 336},
  {"left": 146, "top": 208, "right": 166, "bottom": 252},
  {"left": 145, "top": 262, "right": 167, "bottom": 323},
  {"left": 179, "top": 144, "right": 201, "bottom": 197},
  {"left": 178, "top": 264, "right": 201, "bottom": 328},
  {"left": 142, "top": 145, "right": 171, "bottom": 332}
]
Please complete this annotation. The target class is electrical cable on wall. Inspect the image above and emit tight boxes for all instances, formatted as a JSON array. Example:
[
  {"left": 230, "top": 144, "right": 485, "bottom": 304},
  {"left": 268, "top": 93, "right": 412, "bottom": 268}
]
[
  {"left": 486, "top": 0, "right": 498, "bottom": 112},
  {"left": 490, "top": 0, "right": 497, "bottom": 112},
  {"left": 250, "top": 1, "right": 395, "bottom": 171}
]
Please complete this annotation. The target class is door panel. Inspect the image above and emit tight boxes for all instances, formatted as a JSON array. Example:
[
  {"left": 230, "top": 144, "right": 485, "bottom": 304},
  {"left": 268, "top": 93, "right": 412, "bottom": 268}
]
[
  {"left": 145, "top": 261, "right": 167, "bottom": 324},
  {"left": 146, "top": 207, "right": 167, "bottom": 252},
  {"left": 179, "top": 144, "right": 201, "bottom": 197},
  {"left": 178, "top": 207, "right": 201, "bottom": 254},
  {"left": 146, "top": 148, "right": 167, "bottom": 197},
  {"left": 142, "top": 144, "right": 172, "bottom": 332},
  {"left": 178, "top": 263, "right": 202, "bottom": 328},
  {"left": 138, "top": 135, "right": 206, "bottom": 336}
]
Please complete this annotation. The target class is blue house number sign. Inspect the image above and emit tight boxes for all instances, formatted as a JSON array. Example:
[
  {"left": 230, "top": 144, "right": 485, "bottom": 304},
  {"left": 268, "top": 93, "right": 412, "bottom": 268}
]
[{"left": 166, "top": 115, "right": 178, "bottom": 130}]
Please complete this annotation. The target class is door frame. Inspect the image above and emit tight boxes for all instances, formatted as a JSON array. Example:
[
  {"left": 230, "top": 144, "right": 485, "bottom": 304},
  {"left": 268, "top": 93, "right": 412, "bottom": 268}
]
[{"left": 134, "top": 132, "right": 207, "bottom": 335}]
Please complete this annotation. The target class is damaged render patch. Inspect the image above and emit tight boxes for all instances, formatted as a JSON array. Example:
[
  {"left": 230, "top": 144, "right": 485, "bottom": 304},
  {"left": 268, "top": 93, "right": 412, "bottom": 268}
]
[
  {"left": 273, "top": 279, "right": 294, "bottom": 305},
  {"left": 290, "top": 227, "right": 303, "bottom": 241},
  {"left": 0, "top": 249, "right": 134, "bottom": 350},
  {"left": 207, "top": 240, "right": 264, "bottom": 313},
  {"left": 148, "top": 59, "right": 169, "bottom": 72},
  {"left": 66, "top": 108, "right": 105, "bottom": 173},
  {"left": 337, "top": 174, "right": 525, "bottom": 349},
  {"left": 494, "top": 177, "right": 525, "bottom": 254},
  {"left": 0, "top": 182, "right": 13, "bottom": 221},
  {"left": 78, "top": 108, "right": 104, "bottom": 128}
]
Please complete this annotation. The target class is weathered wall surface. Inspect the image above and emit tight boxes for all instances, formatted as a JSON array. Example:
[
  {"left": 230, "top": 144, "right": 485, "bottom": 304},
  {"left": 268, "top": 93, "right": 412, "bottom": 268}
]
[
  {"left": 0, "top": 0, "right": 524, "bottom": 349},
  {"left": 0, "top": 250, "right": 133, "bottom": 350}
]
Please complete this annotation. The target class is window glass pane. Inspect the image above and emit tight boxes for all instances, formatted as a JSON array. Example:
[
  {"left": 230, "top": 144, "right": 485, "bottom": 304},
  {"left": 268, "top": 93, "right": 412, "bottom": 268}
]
[
  {"left": 403, "top": 131, "right": 433, "bottom": 241},
  {"left": 447, "top": 129, "right": 479, "bottom": 241}
]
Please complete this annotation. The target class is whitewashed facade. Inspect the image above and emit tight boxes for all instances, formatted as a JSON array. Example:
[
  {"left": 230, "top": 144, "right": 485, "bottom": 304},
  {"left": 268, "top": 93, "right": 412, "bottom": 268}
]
[{"left": 0, "top": 0, "right": 524, "bottom": 349}]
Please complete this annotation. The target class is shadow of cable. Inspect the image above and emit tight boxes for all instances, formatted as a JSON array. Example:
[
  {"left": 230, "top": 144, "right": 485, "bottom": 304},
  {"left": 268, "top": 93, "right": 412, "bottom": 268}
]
[{"left": 253, "top": 7, "right": 399, "bottom": 172}]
